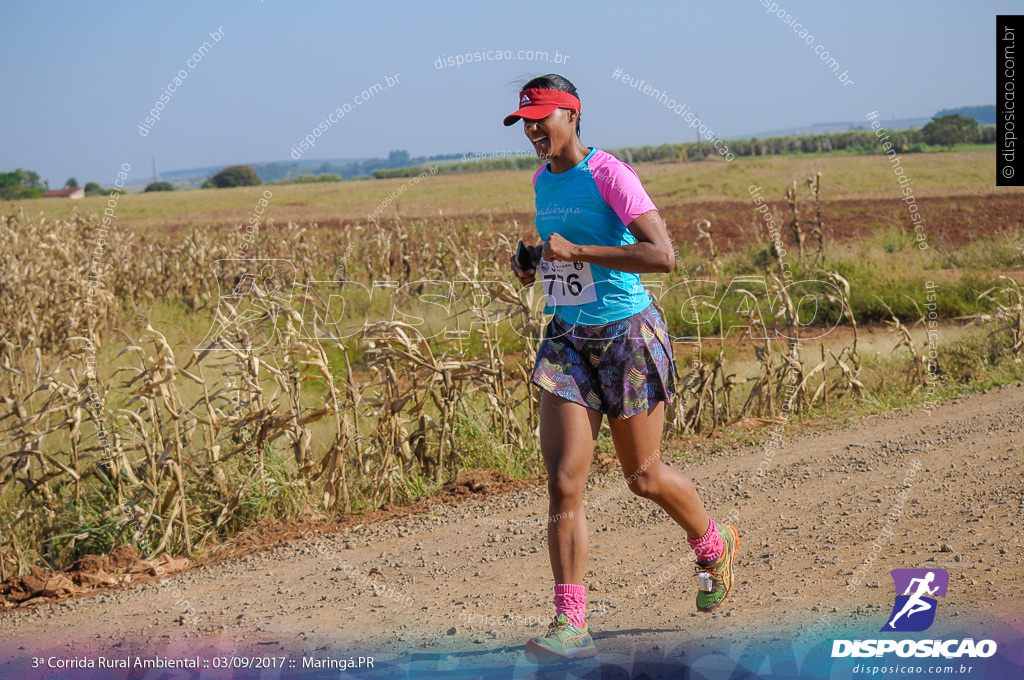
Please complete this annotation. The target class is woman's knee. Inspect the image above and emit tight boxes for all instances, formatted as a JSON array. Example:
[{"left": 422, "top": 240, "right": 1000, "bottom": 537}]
[
  {"left": 626, "top": 468, "right": 663, "bottom": 500},
  {"left": 547, "top": 468, "right": 586, "bottom": 505}
]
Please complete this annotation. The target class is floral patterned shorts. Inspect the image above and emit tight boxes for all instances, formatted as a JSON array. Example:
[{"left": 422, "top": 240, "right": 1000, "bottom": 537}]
[{"left": 530, "top": 302, "right": 677, "bottom": 419}]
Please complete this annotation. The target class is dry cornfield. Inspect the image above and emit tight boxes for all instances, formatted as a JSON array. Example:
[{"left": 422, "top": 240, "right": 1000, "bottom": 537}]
[
  {"left": 0, "top": 206, "right": 552, "bottom": 580},
  {"left": 1, "top": 183, "right": 1019, "bottom": 581}
]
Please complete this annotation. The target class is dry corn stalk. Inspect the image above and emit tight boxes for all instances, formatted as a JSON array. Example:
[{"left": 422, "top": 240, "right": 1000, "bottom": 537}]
[
  {"left": 877, "top": 297, "right": 930, "bottom": 389},
  {"left": 693, "top": 219, "right": 720, "bottom": 277},
  {"left": 964, "top": 276, "right": 1024, "bottom": 355},
  {"left": 807, "top": 173, "right": 826, "bottom": 265}
]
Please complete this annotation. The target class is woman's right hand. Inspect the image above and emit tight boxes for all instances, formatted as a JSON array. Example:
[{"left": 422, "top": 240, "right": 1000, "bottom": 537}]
[{"left": 509, "top": 244, "right": 542, "bottom": 287}]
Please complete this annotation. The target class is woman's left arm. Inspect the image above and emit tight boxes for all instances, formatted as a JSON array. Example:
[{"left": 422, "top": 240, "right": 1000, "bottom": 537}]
[{"left": 541, "top": 209, "right": 675, "bottom": 274}]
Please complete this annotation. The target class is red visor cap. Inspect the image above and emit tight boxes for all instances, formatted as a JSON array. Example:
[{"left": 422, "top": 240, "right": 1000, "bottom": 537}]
[{"left": 503, "top": 88, "right": 581, "bottom": 126}]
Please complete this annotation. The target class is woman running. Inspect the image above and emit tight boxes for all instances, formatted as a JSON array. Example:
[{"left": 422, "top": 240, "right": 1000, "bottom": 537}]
[{"left": 504, "top": 73, "right": 740, "bottom": 664}]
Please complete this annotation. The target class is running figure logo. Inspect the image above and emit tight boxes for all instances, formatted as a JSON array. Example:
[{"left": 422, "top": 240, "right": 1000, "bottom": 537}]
[{"left": 881, "top": 568, "right": 949, "bottom": 632}]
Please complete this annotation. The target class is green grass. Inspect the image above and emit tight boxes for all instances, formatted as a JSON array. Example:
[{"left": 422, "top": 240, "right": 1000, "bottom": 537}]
[{"left": 660, "top": 225, "right": 1023, "bottom": 338}]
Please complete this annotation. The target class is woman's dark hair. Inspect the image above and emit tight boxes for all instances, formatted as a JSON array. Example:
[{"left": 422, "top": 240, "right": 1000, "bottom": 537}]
[{"left": 519, "top": 73, "right": 581, "bottom": 137}]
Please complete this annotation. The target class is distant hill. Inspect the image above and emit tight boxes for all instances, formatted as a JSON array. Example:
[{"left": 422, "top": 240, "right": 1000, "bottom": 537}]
[
  {"left": 749, "top": 117, "right": 931, "bottom": 138},
  {"left": 934, "top": 105, "right": 995, "bottom": 124},
  {"left": 159, "top": 151, "right": 470, "bottom": 189},
  {"left": 159, "top": 158, "right": 369, "bottom": 189},
  {"left": 256, "top": 150, "right": 467, "bottom": 184},
  {"left": 745, "top": 104, "right": 993, "bottom": 138}
]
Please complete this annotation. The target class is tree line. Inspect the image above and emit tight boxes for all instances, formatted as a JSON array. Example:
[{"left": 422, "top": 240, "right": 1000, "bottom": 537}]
[
  {"left": 374, "top": 114, "right": 992, "bottom": 178},
  {"left": 613, "top": 114, "right": 992, "bottom": 163}
]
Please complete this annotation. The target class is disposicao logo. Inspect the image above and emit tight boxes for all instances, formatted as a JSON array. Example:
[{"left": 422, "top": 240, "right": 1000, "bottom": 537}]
[
  {"left": 831, "top": 568, "right": 997, "bottom": 659},
  {"left": 882, "top": 568, "right": 948, "bottom": 632}
]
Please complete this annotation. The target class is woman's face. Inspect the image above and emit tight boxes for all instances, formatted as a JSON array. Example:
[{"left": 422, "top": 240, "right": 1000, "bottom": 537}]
[{"left": 522, "top": 107, "right": 576, "bottom": 160}]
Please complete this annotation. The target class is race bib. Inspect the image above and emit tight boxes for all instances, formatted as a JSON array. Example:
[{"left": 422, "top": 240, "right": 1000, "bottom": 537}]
[{"left": 538, "top": 257, "right": 598, "bottom": 306}]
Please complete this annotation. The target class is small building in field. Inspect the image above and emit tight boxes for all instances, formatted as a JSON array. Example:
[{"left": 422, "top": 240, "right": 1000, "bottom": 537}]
[{"left": 42, "top": 187, "right": 85, "bottom": 199}]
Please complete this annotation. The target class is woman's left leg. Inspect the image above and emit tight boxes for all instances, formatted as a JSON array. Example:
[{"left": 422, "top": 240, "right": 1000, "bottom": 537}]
[
  {"left": 608, "top": 401, "right": 740, "bottom": 612},
  {"left": 607, "top": 401, "right": 709, "bottom": 539}
]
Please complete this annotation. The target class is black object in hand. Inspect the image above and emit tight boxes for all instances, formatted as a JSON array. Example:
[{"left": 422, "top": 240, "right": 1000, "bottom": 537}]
[{"left": 516, "top": 241, "right": 535, "bottom": 270}]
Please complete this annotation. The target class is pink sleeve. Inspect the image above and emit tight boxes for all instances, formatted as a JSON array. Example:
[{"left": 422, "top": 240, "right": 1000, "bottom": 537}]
[
  {"left": 531, "top": 164, "right": 545, "bottom": 188},
  {"left": 590, "top": 157, "right": 657, "bottom": 226}
]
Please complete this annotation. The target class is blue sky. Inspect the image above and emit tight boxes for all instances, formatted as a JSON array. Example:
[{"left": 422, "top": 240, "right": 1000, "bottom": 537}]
[{"left": 0, "top": 0, "right": 1011, "bottom": 185}]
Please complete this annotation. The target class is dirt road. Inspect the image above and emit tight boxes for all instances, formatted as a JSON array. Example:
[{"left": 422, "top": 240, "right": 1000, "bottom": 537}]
[{"left": 2, "top": 384, "right": 1022, "bottom": 677}]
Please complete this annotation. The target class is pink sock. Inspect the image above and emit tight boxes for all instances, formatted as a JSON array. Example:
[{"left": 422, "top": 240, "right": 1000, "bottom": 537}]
[
  {"left": 554, "top": 584, "right": 586, "bottom": 629},
  {"left": 688, "top": 517, "right": 724, "bottom": 563}
]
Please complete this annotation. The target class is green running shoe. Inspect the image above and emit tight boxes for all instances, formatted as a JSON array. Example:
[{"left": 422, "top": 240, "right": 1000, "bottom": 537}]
[
  {"left": 524, "top": 612, "right": 598, "bottom": 664},
  {"left": 695, "top": 523, "right": 740, "bottom": 613}
]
